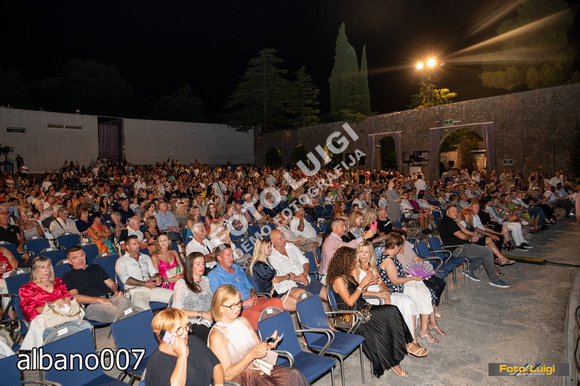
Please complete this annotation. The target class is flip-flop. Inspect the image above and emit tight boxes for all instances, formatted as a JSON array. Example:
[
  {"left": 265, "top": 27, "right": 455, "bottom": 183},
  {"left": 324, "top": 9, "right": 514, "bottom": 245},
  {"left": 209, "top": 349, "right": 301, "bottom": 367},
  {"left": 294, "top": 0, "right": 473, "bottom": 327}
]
[{"left": 498, "top": 259, "right": 515, "bottom": 266}]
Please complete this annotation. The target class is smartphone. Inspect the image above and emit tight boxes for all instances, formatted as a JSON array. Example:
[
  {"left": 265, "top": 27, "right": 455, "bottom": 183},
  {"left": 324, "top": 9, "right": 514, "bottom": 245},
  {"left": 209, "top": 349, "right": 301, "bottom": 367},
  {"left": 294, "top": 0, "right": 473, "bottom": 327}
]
[
  {"left": 370, "top": 221, "right": 377, "bottom": 229},
  {"left": 266, "top": 333, "right": 284, "bottom": 345},
  {"left": 159, "top": 328, "right": 175, "bottom": 344}
]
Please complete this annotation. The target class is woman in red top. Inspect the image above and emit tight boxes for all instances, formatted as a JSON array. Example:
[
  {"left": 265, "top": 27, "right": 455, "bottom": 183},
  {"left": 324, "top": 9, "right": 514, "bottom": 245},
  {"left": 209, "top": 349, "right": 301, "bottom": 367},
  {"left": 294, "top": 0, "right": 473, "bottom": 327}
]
[
  {"left": 19, "top": 256, "right": 90, "bottom": 350},
  {"left": 0, "top": 246, "right": 18, "bottom": 320}
]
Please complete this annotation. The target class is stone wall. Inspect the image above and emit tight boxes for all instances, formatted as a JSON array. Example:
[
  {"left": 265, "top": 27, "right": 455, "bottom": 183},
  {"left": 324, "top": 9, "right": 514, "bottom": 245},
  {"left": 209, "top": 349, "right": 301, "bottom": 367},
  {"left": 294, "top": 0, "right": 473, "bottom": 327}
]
[{"left": 254, "top": 83, "right": 580, "bottom": 180}]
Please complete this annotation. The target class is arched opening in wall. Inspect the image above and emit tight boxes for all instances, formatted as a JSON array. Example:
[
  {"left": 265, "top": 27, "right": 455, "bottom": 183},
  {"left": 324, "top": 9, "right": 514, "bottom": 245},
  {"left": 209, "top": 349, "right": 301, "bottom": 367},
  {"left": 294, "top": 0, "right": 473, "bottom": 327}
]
[
  {"left": 98, "top": 117, "right": 123, "bottom": 163},
  {"left": 379, "top": 136, "right": 397, "bottom": 171},
  {"left": 439, "top": 129, "right": 485, "bottom": 177},
  {"left": 265, "top": 147, "right": 282, "bottom": 167},
  {"left": 292, "top": 145, "right": 309, "bottom": 165}
]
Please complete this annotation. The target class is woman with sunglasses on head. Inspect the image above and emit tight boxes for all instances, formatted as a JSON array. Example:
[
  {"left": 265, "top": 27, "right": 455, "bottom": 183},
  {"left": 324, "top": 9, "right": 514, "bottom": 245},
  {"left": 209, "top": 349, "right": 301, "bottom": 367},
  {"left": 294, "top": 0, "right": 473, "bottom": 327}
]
[
  {"left": 208, "top": 285, "right": 308, "bottom": 385},
  {"left": 173, "top": 252, "right": 213, "bottom": 342},
  {"left": 248, "top": 239, "right": 305, "bottom": 312},
  {"left": 148, "top": 308, "right": 225, "bottom": 386}
]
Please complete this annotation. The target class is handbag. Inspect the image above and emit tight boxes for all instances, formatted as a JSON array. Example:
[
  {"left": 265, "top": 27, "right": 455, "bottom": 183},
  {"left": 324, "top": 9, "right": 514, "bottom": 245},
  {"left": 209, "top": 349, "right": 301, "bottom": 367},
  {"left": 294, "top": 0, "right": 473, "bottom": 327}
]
[
  {"left": 42, "top": 299, "right": 84, "bottom": 328},
  {"left": 253, "top": 350, "right": 278, "bottom": 375}
]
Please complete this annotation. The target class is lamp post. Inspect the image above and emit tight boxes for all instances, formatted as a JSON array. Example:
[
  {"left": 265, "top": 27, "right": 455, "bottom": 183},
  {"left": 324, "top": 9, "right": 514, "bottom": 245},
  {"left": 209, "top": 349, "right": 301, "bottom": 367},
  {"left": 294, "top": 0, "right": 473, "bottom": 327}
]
[{"left": 415, "top": 58, "right": 445, "bottom": 107}]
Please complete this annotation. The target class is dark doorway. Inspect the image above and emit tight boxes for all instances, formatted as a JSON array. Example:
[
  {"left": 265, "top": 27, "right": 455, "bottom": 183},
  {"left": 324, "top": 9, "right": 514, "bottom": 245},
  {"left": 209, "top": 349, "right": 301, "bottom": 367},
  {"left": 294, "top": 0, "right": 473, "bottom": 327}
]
[
  {"left": 379, "top": 136, "right": 397, "bottom": 171},
  {"left": 98, "top": 117, "right": 122, "bottom": 163}
]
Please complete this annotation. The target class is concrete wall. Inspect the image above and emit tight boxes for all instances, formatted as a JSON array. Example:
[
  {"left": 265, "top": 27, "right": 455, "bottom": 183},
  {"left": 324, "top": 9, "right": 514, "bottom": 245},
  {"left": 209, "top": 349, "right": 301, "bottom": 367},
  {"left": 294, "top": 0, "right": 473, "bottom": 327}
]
[
  {"left": 123, "top": 119, "right": 254, "bottom": 165},
  {"left": 0, "top": 108, "right": 98, "bottom": 172},
  {"left": 255, "top": 83, "right": 580, "bottom": 180},
  {"left": 0, "top": 108, "right": 254, "bottom": 172}
]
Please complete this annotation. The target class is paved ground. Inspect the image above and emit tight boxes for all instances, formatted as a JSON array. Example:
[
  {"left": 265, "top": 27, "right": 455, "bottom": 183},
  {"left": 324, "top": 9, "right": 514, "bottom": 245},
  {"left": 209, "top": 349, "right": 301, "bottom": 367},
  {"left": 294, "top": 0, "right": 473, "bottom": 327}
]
[
  {"left": 312, "top": 218, "right": 580, "bottom": 386},
  {"left": 22, "top": 218, "right": 579, "bottom": 385}
]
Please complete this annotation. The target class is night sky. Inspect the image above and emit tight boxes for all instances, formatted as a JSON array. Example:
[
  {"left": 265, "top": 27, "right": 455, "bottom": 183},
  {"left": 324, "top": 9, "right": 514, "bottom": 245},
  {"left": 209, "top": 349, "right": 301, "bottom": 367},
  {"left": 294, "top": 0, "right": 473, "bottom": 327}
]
[{"left": 2, "top": 0, "right": 579, "bottom": 121}]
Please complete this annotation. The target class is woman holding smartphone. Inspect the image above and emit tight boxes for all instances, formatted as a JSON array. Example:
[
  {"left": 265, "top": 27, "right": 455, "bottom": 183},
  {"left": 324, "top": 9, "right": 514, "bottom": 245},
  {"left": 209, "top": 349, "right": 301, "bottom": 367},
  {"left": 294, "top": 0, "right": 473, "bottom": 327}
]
[
  {"left": 208, "top": 285, "right": 308, "bottom": 385},
  {"left": 148, "top": 308, "right": 224, "bottom": 386}
]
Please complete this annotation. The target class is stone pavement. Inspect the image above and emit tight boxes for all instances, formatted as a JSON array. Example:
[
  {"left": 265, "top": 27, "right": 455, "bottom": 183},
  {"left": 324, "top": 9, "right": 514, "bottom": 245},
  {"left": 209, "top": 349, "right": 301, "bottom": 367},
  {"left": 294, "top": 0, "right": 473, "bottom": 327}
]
[{"left": 312, "top": 219, "right": 580, "bottom": 386}]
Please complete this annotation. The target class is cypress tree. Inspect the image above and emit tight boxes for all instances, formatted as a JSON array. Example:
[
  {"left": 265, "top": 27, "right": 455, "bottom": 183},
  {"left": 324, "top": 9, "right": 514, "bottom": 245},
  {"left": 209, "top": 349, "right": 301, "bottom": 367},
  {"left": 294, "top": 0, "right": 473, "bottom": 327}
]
[{"left": 359, "top": 45, "right": 371, "bottom": 115}]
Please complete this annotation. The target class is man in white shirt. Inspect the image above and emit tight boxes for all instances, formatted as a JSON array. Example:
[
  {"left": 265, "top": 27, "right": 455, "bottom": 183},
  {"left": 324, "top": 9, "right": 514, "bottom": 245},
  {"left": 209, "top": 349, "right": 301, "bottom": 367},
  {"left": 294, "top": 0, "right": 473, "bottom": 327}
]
[
  {"left": 49, "top": 207, "right": 81, "bottom": 239},
  {"left": 290, "top": 208, "right": 321, "bottom": 245},
  {"left": 414, "top": 174, "right": 427, "bottom": 193},
  {"left": 185, "top": 222, "right": 218, "bottom": 269},
  {"left": 269, "top": 230, "right": 327, "bottom": 301},
  {"left": 115, "top": 236, "right": 173, "bottom": 310}
]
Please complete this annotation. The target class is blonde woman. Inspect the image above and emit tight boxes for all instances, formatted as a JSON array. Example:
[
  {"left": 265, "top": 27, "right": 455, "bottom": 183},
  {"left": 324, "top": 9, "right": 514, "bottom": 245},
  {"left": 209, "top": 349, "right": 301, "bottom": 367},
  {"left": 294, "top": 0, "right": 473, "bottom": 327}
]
[
  {"left": 152, "top": 233, "right": 183, "bottom": 290},
  {"left": 248, "top": 239, "right": 305, "bottom": 312},
  {"left": 355, "top": 241, "right": 424, "bottom": 356},
  {"left": 208, "top": 285, "right": 308, "bottom": 385}
]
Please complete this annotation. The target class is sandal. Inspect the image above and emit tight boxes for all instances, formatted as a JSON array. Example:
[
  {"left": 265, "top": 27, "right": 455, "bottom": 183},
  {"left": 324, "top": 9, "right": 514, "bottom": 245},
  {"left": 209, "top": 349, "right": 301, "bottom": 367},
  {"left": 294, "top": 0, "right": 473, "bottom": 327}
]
[
  {"left": 435, "top": 311, "right": 443, "bottom": 318},
  {"left": 428, "top": 325, "right": 447, "bottom": 336},
  {"left": 498, "top": 258, "right": 515, "bottom": 266},
  {"left": 407, "top": 343, "right": 428, "bottom": 357},
  {"left": 419, "top": 332, "right": 440, "bottom": 343},
  {"left": 392, "top": 366, "right": 409, "bottom": 378}
]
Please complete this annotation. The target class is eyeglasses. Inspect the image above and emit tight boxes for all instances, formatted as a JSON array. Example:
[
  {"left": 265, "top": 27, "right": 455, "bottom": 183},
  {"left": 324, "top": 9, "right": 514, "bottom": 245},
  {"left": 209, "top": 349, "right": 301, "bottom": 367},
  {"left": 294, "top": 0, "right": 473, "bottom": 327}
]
[
  {"left": 221, "top": 300, "right": 243, "bottom": 310},
  {"left": 174, "top": 322, "right": 192, "bottom": 337}
]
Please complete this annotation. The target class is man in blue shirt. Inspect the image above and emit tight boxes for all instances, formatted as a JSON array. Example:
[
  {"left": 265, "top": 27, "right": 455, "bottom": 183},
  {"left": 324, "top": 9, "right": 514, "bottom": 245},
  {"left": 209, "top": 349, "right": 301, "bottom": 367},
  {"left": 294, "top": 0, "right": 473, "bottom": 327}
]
[
  {"left": 208, "top": 245, "right": 282, "bottom": 329},
  {"left": 155, "top": 201, "right": 181, "bottom": 242}
]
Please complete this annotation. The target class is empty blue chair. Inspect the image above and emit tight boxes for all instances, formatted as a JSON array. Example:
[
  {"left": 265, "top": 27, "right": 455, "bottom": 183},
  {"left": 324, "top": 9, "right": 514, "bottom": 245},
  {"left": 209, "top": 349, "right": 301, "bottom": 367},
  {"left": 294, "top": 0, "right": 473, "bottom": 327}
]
[
  {"left": 110, "top": 310, "right": 158, "bottom": 384},
  {"left": 314, "top": 206, "right": 326, "bottom": 219},
  {"left": 258, "top": 309, "right": 337, "bottom": 385},
  {"left": 43, "top": 329, "right": 127, "bottom": 385},
  {"left": 304, "top": 251, "right": 321, "bottom": 280},
  {"left": 319, "top": 221, "right": 330, "bottom": 234},
  {"left": 56, "top": 233, "right": 81, "bottom": 250},
  {"left": 25, "top": 238, "right": 50, "bottom": 259},
  {"left": 324, "top": 204, "right": 334, "bottom": 218},
  {"left": 296, "top": 294, "right": 366, "bottom": 386}
]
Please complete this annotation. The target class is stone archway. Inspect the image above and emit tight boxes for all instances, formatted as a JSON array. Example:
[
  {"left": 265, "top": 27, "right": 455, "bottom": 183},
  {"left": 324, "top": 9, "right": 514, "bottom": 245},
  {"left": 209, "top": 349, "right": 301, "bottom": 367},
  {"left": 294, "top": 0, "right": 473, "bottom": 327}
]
[
  {"left": 428, "top": 122, "right": 494, "bottom": 181},
  {"left": 368, "top": 132, "right": 402, "bottom": 171},
  {"left": 439, "top": 129, "right": 485, "bottom": 176}
]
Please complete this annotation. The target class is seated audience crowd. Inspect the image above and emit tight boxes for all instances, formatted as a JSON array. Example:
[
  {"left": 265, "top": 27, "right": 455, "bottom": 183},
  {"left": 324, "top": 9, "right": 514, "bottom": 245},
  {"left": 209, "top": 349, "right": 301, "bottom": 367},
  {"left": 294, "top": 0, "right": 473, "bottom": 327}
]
[{"left": 0, "top": 159, "right": 578, "bottom": 384}]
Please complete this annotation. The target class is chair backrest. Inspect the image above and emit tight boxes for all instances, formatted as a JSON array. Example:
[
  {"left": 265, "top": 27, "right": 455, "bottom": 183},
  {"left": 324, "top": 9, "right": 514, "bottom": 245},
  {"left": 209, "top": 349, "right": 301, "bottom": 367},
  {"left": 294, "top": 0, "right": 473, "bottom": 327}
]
[
  {"left": 304, "top": 252, "right": 319, "bottom": 271},
  {"left": 0, "top": 354, "right": 23, "bottom": 384},
  {"left": 0, "top": 242, "right": 21, "bottom": 263},
  {"left": 415, "top": 242, "right": 432, "bottom": 258},
  {"left": 56, "top": 233, "right": 81, "bottom": 250},
  {"left": 110, "top": 310, "right": 158, "bottom": 367},
  {"left": 43, "top": 329, "right": 105, "bottom": 385},
  {"left": 54, "top": 263, "right": 71, "bottom": 278},
  {"left": 319, "top": 221, "right": 330, "bottom": 234},
  {"left": 37, "top": 248, "right": 67, "bottom": 266},
  {"left": 428, "top": 236, "right": 443, "bottom": 250},
  {"left": 25, "top": 238, "right": 50, "bottom": 257},
  {"left": 258, "top": 310, "right": 303, "bottom": 358},
  {"left": 10, "top": 295, "right": 28, "bottom": 336},
  {"left": 327, "top": 288, "right": 338, "bottom": 310},
  {"left": 5, "top": 271, "right": 31, "bottom": 295},
  {"left": 82, "top": 243, "right": 99, "bottom": 265},
  {"left": 393, "top": 221, "right": 403, "bottom": 229},
  {"left": 93, "top": 254, "right": 119, "bottom": 281},
  {"left": 296, "top": 294, "right": 331, "bottom": 344}
]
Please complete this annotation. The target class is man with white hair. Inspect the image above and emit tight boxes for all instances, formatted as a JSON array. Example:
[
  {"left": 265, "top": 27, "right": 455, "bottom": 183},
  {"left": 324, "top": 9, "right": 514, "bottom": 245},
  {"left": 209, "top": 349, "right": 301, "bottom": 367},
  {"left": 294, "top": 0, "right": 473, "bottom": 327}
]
[
  {"left": 290, "top": 208, "right": 321, "bottom": 245},
  {"left": 49, "top": 207, "right": 81, "bottom": 239},
  {"left": 185, "top": 221, "right": 219, "bottom": 268}
]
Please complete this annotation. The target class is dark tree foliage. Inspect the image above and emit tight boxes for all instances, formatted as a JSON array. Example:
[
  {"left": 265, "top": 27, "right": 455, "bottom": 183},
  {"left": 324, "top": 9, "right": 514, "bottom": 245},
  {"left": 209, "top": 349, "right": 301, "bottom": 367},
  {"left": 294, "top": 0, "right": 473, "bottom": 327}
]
[
  {"left": 26, "top": 59, "right": 136, "bottom": 116},
  {"left": 152, "top": 84, "right": 204, "bottom": 122},
  {"left": 224, "top": 49, "right": 294, "bottom": 133},
  {"left": 290, "top": 66, "right": 321, "bottom": 128}
]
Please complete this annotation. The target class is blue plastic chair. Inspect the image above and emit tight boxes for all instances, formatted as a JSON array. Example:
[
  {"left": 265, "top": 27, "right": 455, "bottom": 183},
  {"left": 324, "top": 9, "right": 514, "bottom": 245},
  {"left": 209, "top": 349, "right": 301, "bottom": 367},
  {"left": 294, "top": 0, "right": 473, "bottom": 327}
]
[
  {"left": 37, "top": 248, "right": 66, "bottom": 266},
  {"left": 304, "top": 251, "right": 321, "bottom": 279},
  {"left": 0, "top": 241, "right": 24, "bottom": 265},
  {"left": 43, "top": 329, "right": 128, "bottom": 385},
  {"left": 53, "top": 262, "right": 71, "bottom": 278},
  {"left": 296, "top": 294, "right": 366, "bottom": 386},
  {"left": 415, "top": 241, "right": 452, "bottom": 299},
  {"left": 25, "top": 238, "right": 50, "bottom": 259},
  {"left": 428, "top": 236, "right": 470, "bottom": 286},
  {"left": 258, "top": 309, "right": 337, "bottom": 385},
  {"left": 82, "top": 243, "right": 100, "bottom": 265},
  {"left": 110, "top": 310, "right": 158, "bottom": 384},
  {"left": 93, "top": 254, "right": 119, "bottom": 282},
  {"left": 56, "top": 233, "right": 81, "bottom": 250},
  {"left": 0, "top": 354, "right": 55, "bottom": 385}
]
